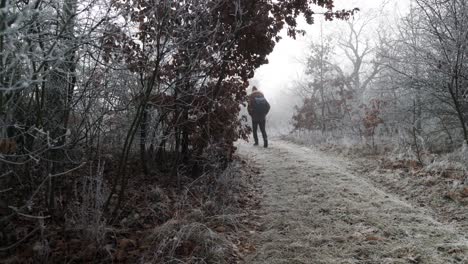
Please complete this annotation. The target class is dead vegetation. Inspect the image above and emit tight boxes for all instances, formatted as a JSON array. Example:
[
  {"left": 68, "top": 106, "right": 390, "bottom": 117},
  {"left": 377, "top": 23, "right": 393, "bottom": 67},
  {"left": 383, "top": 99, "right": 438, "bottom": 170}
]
[
  {"left": 284, "top": 133, "right": 468, "bottom": 236},
  {"left": 0, "top": 156, "right": 261, "bottom": 263}
]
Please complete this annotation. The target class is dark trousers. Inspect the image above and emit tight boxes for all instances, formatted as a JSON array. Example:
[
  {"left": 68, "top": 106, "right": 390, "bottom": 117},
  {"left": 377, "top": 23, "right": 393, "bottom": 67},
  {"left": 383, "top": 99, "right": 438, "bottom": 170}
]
[{"left": 252, "top": 119, "right": 267, "bottom": 144}]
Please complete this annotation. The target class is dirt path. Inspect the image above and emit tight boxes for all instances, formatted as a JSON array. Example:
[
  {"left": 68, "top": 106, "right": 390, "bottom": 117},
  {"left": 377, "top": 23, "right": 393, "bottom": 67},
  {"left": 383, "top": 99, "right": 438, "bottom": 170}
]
[{"left": 238, "top": 140, "right": 468, "bottom": 264}]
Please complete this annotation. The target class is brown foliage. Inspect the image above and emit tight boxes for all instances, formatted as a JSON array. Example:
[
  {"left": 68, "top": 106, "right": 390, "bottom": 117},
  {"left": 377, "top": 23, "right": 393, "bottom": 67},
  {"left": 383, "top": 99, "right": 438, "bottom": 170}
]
[
  {"left": 362, "top": 99, "right": 385, "bottom": 137},
  {"left": 101, "top": 0, "right": 356, "bottom": 166}
]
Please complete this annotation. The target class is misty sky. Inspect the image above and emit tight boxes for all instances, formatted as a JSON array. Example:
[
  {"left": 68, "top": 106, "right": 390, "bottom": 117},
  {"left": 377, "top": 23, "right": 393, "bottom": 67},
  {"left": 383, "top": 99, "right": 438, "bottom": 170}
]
[{"left": 252, "top": 0, "right": 411, "bottom": 100}]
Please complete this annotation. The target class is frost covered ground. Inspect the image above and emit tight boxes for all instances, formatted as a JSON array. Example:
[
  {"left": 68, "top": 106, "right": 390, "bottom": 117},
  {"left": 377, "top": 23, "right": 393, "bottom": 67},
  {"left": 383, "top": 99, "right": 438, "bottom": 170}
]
[{"left": 238, "top": 140, "right": 468, "bottom": 264}]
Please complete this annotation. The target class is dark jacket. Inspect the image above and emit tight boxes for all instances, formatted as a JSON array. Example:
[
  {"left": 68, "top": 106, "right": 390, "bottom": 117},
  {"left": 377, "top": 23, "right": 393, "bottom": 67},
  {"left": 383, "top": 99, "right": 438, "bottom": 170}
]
[{"left": 248, "top": 90, "right": 270, "bottom": 122}]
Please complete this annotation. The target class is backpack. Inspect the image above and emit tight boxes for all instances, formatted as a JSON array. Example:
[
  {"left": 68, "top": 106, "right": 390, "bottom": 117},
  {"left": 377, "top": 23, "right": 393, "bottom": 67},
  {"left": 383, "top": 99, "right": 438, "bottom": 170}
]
[{"left": 253, "top": 96, "right": 270, "bottom": 115}]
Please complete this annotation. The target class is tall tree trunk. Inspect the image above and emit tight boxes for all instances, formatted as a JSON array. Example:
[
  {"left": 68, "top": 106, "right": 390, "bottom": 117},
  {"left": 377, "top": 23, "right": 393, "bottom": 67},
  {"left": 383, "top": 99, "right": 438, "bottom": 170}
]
[
  {"left": 140, "top": 105, "right": 149, "bottom": 175},
  {"left": 47, "top": 0, "right": 78, "bottom": 212}
]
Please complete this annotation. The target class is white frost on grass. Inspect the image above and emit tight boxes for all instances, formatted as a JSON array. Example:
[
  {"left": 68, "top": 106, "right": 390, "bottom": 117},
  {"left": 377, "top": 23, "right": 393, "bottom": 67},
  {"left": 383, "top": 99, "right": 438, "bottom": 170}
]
[{"left": 238, "top": 140, "right": 468, "bottom": 264}]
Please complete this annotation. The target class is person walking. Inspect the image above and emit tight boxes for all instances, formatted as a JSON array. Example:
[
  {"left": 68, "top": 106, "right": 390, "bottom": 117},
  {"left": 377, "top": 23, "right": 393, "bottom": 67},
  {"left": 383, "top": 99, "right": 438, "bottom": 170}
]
[{"left": 247, "top": 86, "right": 270, "bottom": 148}]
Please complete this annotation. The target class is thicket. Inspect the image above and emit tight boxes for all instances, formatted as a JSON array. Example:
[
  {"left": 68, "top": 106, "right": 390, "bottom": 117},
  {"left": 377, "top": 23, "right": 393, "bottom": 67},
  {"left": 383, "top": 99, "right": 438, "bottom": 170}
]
[
  {"left": 292, "top": 0, "right": 468, "bottom": 158},
  {"left": 0, "top": 0, "right": 355, "bottom": 262}
]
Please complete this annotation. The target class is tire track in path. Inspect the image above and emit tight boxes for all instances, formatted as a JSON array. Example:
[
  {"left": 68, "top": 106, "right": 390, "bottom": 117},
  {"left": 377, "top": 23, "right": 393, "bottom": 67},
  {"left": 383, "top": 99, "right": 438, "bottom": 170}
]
[{"left": 238, "top": 140, "right": 468, "bottom": 264}]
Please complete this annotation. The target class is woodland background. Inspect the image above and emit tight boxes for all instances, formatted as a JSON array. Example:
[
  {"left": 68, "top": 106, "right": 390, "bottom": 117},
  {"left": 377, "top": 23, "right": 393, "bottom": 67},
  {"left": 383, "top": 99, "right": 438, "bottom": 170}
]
[{"left": 289, "top": 0, "right": 468, "bottom": 159}]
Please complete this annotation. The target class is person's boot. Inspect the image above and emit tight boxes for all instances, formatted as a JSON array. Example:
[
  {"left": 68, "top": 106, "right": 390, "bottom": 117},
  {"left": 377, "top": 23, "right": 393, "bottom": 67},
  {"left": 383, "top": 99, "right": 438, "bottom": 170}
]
[
  {"left": 253, "top": 134, "right": 259, "bottom": 146},
  {"left": 264, "top": 139, "right": 268, "bottom": 148}
]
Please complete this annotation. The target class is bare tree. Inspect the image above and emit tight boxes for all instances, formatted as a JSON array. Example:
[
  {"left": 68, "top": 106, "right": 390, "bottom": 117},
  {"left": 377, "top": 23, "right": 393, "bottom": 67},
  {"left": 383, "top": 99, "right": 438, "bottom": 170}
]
[
  {"left": 383, "top": 0, "right": 468, "bottom": 149},
  {"left": 293, "top": 15, "right": 383, "bottom": 140}
]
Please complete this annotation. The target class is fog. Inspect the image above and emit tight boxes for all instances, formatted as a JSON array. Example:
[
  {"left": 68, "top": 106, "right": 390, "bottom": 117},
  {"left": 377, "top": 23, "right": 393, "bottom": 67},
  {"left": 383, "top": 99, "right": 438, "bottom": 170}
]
[{"left": 252, "top": 0, "right": 411, "bottom": 135}]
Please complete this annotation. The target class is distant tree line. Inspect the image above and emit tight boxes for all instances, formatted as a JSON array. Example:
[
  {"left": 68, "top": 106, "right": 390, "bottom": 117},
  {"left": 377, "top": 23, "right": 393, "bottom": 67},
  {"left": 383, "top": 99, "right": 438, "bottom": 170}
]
[{"left": 292, "top": 0, "right": 468, "bottom": 155}]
